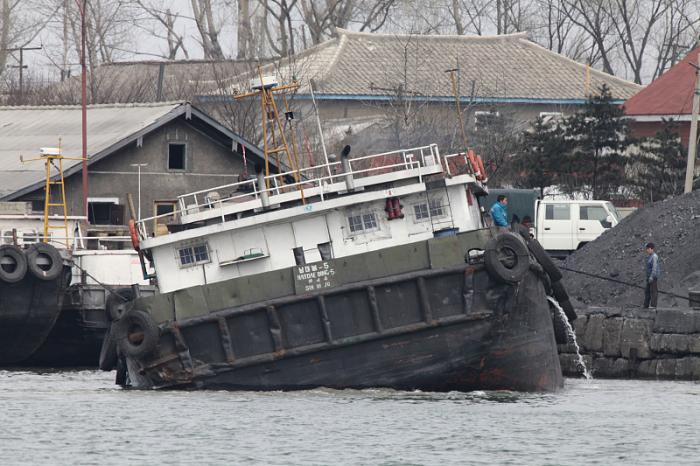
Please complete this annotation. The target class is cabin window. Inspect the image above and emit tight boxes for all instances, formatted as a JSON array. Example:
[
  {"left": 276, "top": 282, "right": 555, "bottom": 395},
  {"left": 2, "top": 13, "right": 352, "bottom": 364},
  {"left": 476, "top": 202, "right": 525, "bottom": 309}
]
[
  {"left": 168, "top": 143, "right": 186, "bottom": 170},
  {"left": 413, "top": 198, "right": 445, "bottom": 221},
  {"left": 347, "top": 212, "right": 379, "bottom": 234},
  {"left": 545, "top": 204, "right": 570, "bottom": 220},
  {"left": 1, "top": 230, "right": 12, "bottom": 244},
  {"left": 178, "top": 243, "right": 210, "bottom": 267},
  {"left": 22, "top": 230, "right": 39, "bottom": 244}
]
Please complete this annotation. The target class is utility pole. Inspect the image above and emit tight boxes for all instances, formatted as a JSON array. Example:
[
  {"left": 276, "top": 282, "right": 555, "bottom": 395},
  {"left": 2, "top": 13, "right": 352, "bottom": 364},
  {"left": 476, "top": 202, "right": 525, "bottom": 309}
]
[
  {"left": 130, "top": 163, "right": 148, "bottom": 221},
  {"left": 4, "top": 45, "right": 42, "bottom": 104},
  {"left": 76, "top": 0, "right": 89, "bottom": 219},
  {"left": 685, "top": 54, "right": 700, "bottom": 194}
]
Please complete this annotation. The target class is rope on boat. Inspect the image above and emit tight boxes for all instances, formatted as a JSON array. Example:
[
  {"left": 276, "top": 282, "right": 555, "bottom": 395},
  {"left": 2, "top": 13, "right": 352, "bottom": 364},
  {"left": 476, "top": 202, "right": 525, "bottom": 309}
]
[
  {"left": 559, "top": 265, "right": 691, "bottom": 302},
  {"left": 68, "top": 259, "right": 131, "bottom": 302}
]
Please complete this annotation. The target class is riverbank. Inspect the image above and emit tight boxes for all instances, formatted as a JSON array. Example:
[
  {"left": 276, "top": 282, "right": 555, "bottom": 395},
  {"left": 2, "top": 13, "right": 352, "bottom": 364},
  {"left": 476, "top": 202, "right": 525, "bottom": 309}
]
[{"left": 559, "top": 306, "right": 700, "bottom": 379}]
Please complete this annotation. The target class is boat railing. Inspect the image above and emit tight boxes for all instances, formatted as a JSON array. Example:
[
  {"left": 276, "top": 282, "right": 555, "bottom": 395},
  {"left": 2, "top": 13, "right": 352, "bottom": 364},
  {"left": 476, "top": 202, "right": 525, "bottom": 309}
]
[
  {"left": 0, "top": 234, "right": 134, "bottom": 251},
  {"left": 137, "top": 143, "right": 452, "bottom": 239},
  {"left": 176, "top": 144, "right": 441, "bottom": 212}
]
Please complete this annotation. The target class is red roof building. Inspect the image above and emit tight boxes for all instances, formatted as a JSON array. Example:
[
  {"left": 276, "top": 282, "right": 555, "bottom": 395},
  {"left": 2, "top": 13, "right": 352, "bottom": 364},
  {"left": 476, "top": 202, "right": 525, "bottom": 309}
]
[{"left": 624, "top": 45, "right": 700, "bottom": 146}]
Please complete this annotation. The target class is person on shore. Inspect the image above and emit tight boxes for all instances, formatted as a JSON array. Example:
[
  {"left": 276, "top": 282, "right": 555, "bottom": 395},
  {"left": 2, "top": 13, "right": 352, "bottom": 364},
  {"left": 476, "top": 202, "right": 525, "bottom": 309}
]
[
  {"left": 490, "top": 195, "right": 508, "bottom": 231},
  {"left": 644, "top": 242, "right": 660, "bottom": 308}
]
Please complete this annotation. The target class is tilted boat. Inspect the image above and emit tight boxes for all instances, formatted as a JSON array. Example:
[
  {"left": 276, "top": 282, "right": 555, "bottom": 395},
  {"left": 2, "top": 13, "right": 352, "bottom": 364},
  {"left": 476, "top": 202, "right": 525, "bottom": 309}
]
[{"left": 110, "top": 142, "right": 575, "bottom": 392}]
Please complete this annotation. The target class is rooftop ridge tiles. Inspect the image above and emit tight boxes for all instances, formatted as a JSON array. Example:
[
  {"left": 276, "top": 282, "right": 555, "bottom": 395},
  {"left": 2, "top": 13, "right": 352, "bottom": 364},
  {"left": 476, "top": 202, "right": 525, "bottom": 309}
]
[
  {"left": 0, "top": 101, "right": 188, "bottom": 111},
  {"left": 335, "top": 28, "right": 529, "bottom": 41}
]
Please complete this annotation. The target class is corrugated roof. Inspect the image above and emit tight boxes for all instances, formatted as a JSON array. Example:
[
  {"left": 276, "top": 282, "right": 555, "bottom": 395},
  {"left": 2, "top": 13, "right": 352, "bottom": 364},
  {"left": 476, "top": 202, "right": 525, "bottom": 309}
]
[
  {"left": 0, "top": 102, "right": 263, "bottom": 199},
  {"left": 624, "top": 45, "right": 700, "bottom": 117},
  {"left": 223, "top": 29, "right": 641, "bottom": 102}
]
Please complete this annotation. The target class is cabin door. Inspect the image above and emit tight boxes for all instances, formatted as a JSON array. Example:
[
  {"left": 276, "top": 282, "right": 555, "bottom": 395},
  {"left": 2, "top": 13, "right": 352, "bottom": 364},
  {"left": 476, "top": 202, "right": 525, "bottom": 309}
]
[{"left": 153, "top": 200, "right": 177, "bottom": 236}]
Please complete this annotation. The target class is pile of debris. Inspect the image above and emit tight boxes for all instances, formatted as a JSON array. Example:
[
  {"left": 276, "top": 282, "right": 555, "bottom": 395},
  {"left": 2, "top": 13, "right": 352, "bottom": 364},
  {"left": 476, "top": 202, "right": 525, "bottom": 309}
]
[{"left": 562, "top": 189, "right": 700, "bottom": 308}]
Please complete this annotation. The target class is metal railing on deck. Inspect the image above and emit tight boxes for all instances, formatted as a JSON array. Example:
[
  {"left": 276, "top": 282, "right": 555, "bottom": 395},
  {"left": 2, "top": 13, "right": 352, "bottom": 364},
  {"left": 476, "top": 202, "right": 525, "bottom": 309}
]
[{"left": 136, "top": 143, "right": 465, "bottom": 239}]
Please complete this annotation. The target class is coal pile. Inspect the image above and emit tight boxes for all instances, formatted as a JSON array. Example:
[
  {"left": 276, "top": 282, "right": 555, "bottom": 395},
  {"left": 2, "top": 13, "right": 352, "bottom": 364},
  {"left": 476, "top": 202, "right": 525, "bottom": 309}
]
[{"left": 562, "top": 190, "right": 700, "bottom": 308}]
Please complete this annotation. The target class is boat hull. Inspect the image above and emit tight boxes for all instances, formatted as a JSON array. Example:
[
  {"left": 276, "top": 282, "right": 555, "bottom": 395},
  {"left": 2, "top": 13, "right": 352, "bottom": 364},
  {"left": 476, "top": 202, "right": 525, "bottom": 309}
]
[
  {"left": 121, "top": 259, "right": 562, "bottom": 392},
  {"left": 0, "top": 268, "right": 70, "bottom": 365}
]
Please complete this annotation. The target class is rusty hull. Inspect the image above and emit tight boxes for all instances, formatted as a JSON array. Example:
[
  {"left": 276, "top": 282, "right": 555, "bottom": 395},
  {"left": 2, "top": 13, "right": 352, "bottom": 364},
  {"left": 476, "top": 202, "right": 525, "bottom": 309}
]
[{"left": 122, "top": 262, "right": 563, "bottom": 393}]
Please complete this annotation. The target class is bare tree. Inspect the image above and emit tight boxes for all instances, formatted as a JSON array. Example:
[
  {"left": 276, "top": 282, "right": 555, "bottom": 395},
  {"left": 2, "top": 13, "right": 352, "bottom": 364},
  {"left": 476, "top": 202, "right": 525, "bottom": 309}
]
[
  {"left": 190, "top": 0, "right": 225, "bottom": 59},
  {"left": 131, "top": 1, "right": 190, "bottom": 59},
  {"left": 560, "top": 0, "right": 618, "bottom": 75},
  {"left": 237, "top": 0, "right": 254, "bottom": 59},
  {"left": 262, "top": 0, "right": 297, "bottom": 56},
  {"left": 607, "top": 0, "right": 670, "bottom": 84}
]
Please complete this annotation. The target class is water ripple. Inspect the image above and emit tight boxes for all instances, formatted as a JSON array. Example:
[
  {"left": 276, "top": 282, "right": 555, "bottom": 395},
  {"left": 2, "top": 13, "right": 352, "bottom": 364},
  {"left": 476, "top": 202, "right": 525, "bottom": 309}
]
[{"left": 0, "top": 371, "right": 698, "bottom": 465}]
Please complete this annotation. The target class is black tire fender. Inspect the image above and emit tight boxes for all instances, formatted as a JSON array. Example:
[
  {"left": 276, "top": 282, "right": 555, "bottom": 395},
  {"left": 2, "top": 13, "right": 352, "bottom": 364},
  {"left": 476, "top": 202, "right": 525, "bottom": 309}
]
[
  {"left": 114, "top": 309, "right": 159, "bottom": 359},
  {"left": 524, "top": 236, "right": 563, "bottom": 283},
  {"left": 99, "top": 325, "right": 118, "bottom": 371},
  {"left": 484, "top": 232, "right": 530, "bottom": 284},
  {"left": 0, "top": 245, "right": 27, "bottom": 283},
  {"left": 106, "top": 288, "right": 134, "bottom": 322},
  {"left": 26, "top": 242, "right": 63, "bottom": 281}
]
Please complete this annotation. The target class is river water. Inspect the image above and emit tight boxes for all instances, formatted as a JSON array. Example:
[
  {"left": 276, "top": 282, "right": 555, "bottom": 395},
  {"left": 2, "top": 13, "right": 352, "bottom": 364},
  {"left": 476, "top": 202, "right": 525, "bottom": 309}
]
[{"left": 0, "top": 371, "right": 698, "bottom": 466}]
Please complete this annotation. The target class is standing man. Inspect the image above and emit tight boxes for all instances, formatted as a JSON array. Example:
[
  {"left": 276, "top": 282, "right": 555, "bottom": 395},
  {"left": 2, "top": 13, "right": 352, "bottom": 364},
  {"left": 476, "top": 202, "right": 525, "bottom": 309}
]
[
  {"left": 644, "top": 242, "right": 660, "bottom": 308},
  {"left": 490, "top": 195, "right": 509, "bottom": 231}
]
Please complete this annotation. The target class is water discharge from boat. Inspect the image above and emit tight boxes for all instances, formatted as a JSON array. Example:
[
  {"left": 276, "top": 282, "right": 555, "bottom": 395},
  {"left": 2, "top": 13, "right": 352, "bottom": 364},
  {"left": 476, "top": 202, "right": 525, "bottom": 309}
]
[{"left": 548, "top": 296, "right": 592, "bottom": 380}]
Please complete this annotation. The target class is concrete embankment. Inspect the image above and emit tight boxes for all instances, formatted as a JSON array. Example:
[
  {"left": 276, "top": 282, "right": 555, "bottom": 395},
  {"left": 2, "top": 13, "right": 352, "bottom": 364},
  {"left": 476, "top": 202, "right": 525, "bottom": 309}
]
[{"left": 559, "top": 306, "right": 700, "bottom": 379}]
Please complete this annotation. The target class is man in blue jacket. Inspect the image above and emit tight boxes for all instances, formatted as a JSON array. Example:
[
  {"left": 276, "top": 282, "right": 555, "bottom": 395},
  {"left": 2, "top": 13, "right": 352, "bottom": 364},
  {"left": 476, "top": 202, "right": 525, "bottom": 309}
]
[
  {"left": 644, "top": 242, "right": 660, "bottom": 308},
  {"left": 490, "top": 195, "right": 509, "bottom": 230}
]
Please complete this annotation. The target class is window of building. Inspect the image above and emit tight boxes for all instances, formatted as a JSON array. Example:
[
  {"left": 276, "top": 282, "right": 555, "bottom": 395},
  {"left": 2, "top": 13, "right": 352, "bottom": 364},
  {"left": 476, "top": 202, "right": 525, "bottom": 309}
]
[
  {"left": 474, "top": 111, "right": 501, "bottom": 131},
  {"left": 414, "top": 198, "right": 445, "bottom": 221},
  {"left": 178, "top": 243, "right": 210, "bottom": 267},
  {"left": 88, "top": 200, "right": 124, "bottom": 225},
  {"left": 168, "top": 143, "right": 186, "bottom": 170},
  {"left": 539, "top": 112, "right": 563, "bottom": 125},
  {"left": 30, "top": 200, "right": 44, "bottom": 212},
  {"left": 545, "top": 204, "right": 570, "bottom": 220},
  {"left": 347, "top": 212, "right": 379, "bottom": 234}
]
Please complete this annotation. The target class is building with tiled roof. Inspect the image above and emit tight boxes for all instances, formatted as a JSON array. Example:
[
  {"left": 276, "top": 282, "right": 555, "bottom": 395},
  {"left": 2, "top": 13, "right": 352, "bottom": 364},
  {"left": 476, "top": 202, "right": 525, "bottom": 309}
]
[
  {"left": 204, "top": 29, "right": 641, "bottom": 155},
  {"left": 222, "top": 29, "right": 640, "bottom": 103},
  {"left": 624, "top": 45, "right": 700, "bottom": 147}
]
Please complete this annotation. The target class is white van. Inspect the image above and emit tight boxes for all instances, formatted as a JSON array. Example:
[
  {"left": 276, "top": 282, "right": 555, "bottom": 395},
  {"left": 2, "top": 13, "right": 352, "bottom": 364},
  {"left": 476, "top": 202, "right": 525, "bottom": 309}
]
[{"left": 534, "top": 200, "right": 620, "bottom": 255}]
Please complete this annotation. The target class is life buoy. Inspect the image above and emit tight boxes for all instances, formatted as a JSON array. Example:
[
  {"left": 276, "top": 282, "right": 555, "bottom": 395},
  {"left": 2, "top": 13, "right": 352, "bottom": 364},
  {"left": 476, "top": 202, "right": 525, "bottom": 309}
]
[
  {"left": 467, "top": 150, "right": 481, "bottom": 178},
  {"left": 129, "top": 219, "right": 140, "bottom": 251},
  {"left": 113, "top": 309, "right": 159, "bottom": 359},
  {"left": 0, "top": 245, "right": 27, "bottom": 283},
  {"left": 477, "top": 155, "right": 488, "bottom": 182},
  {"left": 483, "top": 232, "right": 530, "bottom": 284},
  {"left": 26, "top": 242, "right": 63, "bottom": 281}
]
